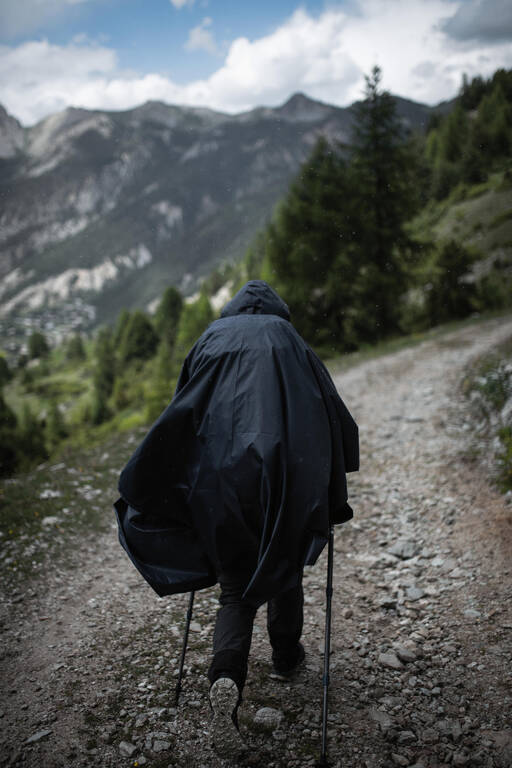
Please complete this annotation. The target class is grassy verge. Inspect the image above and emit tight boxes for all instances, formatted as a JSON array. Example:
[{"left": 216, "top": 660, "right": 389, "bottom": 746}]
[
  {"left": 460, "top": 333, "right": 512, "bottom": 493},
  {"left": 0, "top": 426, "right": 146, "bottom": 584}
]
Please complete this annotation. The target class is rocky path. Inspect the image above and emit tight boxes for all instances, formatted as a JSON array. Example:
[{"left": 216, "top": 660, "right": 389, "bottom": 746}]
[{"left": 1, "top": 316, "right": 512, "bottom": 768}]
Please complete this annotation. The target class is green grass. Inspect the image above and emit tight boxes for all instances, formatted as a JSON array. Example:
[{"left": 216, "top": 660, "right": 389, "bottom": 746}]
[
  {"left": 409, "top": 170, "right": 512, "bottom": 260},
  {"left": 490, "top": 208, "right": 512, "bottom": 230},
  {"left": 462, "top": 334, "right": 512, "bottom": 400},
  {"left": 3, "top": 343, "right": 155, "bottom": 468},
  {"left": 23, "top": 371, "right": 88, "bottom": 399},
  {"left": 0, "top": 428, "right": 144, "bottom": 583},
  {"left": 5, "top": 355, "right": 92, "bottom": 417}
]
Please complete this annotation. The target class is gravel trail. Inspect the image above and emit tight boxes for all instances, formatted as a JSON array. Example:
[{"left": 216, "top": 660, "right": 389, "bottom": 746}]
[{"left": 1, "top": 316, "right": 512, "bottom": 768}]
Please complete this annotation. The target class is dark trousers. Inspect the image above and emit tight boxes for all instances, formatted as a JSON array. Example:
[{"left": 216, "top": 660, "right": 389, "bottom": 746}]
[{"left": 207, "top": 571, "right": 304, "bottom": 695}]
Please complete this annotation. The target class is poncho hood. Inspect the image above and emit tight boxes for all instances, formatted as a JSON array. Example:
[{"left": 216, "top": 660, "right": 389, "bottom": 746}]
[{"left": 221, "top": 280, "right": 290, "bottom": 321}]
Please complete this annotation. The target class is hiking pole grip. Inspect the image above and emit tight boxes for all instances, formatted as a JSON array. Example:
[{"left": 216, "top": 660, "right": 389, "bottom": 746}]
[
  {"left": 175, "top": 590, "right": 195, "bottom": 707},
  {"left": 317, "top": 525, "right": 335, "bottom": 768}
]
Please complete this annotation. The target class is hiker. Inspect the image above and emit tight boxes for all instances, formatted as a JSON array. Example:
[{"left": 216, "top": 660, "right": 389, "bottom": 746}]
[{"left": 114, "top": 280, "right": 359, "bottom": 758}]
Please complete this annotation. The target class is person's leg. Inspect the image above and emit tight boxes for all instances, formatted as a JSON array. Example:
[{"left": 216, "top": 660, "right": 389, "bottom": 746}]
[
  {"left": 208, "top": 570, "right": 258, "bottom": 758},
  {"left": 267, "top": 578, "right": 304, "bottom": 674},
  {"left": 208, "top": 570, "right": 258, "bottom": 696}
]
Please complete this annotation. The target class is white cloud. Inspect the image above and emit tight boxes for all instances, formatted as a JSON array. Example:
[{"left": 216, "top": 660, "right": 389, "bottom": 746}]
[
  {"left": 169, "top": 0, "right": 194, "bottom": 8},
  {"left": 1, "top": 1, "right": 512, "bottom": 125},
  {"left": 0, "top": 40, "right": 118, "bottom": 123},
  {"left": 185, "top": 17, "right": 218, "bottom": 55}
]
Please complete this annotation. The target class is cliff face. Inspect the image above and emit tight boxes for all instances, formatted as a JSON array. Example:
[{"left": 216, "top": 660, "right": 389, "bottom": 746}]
[
  {"left": 0, "top": 105, "right": 24, "bottom": 159},
  {"left": 0, "top": 93, "right": 437, "bottom": 350}
]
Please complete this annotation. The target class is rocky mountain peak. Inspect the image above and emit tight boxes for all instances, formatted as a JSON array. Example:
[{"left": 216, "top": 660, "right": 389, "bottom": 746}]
[
  {"left": 276, "top": 92, "right": 335, "bottom": 122},
  {"left": 27, "top": 106, "right": 114, "bottom": 159},
  {"left": 129, "top": 100, "right": 228, "bottom": 130}
]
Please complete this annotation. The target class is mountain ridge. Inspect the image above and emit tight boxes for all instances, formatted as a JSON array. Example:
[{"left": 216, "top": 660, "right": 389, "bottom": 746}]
[{"left": 0, "top": 91, "right": 452, "bottom": 352}]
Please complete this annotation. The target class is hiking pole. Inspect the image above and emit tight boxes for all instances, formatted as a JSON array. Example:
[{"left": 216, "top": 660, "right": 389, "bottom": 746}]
[
  {"left": 316, "top": 525, "right": 335, "bottom": 768},
  {"left": 175, "top": 590, "right": 195, "bottom": 707}
]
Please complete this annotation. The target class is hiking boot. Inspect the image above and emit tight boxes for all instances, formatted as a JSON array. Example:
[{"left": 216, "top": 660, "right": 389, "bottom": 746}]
[
  {"left": 209, "top": 677, "right": 245, "bottom": 759},
  {"left": 270, "top": 641, "right": 306, "bottom": 681}
]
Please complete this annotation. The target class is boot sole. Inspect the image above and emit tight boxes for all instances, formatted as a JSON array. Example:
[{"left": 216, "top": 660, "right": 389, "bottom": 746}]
[{"left": 209, "top": 677, "right": 245, "bottom": 759}]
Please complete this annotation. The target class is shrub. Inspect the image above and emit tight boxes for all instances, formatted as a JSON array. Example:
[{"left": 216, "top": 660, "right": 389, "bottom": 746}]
[
  {"left": 118, "top": 311, "right": 159, "bottom": 364},
  {"left": 66, "top": 334, "right": 86, "bottom": 361},
  {"left": 0, "top": 394, "right": 19, "bottom": 476},
  {"left": 425, "top": 240, "right": 478, "bottom": 325},
  {"left": 28, "top": 331, "right": 50, "bottom": 359},
  {"left": 497, "top": 426, "right": 512, "bottom": 491},
  {"left": 45, "top": 402, "right": 68, "bottom": 452}
]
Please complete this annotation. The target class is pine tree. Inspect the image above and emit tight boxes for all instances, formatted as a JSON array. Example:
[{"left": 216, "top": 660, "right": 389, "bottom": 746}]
[
  {"left": 145, "top": 339, "right": 176, "bottom": 423},
  {"left": 459, "top": 74, "right": 487, "bottom": 110},
  {"left": 155, "top": 286, "right": 183, "bottom": 351},
  {"left": 91, "top": 327, "right": 115, "bottom": 424},
  {"left": 473, "top": 83, "right": 511, "bottom": 160},
  {"left": 0, "top": 393, "right": 19, "bottom": 476},
  {"left": 439, "top": 102, "right": 469, "bottom": 164},
  {"left": 265, "top": 136, "right": 355, "bottom": 348},
  {"left": 349, "top": 65, "right": 418, "bottom": 341},
  {"left": 429, "top": 102, "right": 470, "bottom": 197},
  {"left": 28, "top": 331, "right": 49, "bottom": 359},
  {"left": 94, "top": 327, "right": 115, "bottom": 399},
  {"left": 426, "top": 240, "right": 478, "bottom": 324},
  {"left": 173, "top": 293, "right": 215, "bottom": 362},
  {"left": 66, "top": 333, "right": 86, "bottom": 362},
  {"left": 46, "top": 403, "right": 68, "bottom": 452},
  {"left": 118, "top": 311, "right": 159, "bottom": 365}
]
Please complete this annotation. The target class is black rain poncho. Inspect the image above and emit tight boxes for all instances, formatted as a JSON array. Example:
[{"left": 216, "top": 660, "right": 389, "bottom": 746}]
[{"left": 114, "top": 281, "right": 358, "bottom": 605}]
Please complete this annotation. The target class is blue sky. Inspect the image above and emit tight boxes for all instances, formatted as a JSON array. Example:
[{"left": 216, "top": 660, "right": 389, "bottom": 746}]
[
  {"left": 2, "top": 0, "right": 317, "bottom": 81},
  {"left": 1, "top": 0, "right": 511, "bottom": 124}
]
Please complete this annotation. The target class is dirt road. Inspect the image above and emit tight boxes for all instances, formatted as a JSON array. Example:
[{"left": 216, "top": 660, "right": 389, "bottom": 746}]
[{"left": 1, "top": 316, "right": 512, "bottom": 768}]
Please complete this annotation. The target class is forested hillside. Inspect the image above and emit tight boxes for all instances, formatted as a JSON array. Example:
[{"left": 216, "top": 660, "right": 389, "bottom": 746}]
[{"left": 238, "top": 67, "right": 512, "bottom": 354}]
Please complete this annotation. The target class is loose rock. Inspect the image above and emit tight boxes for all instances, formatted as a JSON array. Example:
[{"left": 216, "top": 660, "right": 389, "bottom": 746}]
[
  {"left": 25, "top": 729, "right": 52, "bottom": 744},
  {"left": 388, "top": 540, "right": 419, "bottom": 560},
  {"left": 394, "top": 644, "right": 417, "bottom": 663},
  {"left": 378, "top": 652, "right": 403, "bottom": 670},
  {"left": 119, "top": 741, "right": 138, "bottom": 757},
  {"left": 405, "top": 586, "right": 425, "bottom": 601},
  {"left": 398, "top": 730, "right": 416, "bottom": 744},
  {"left": 369, "top": 708, "right": 394, "bottom": 732}
]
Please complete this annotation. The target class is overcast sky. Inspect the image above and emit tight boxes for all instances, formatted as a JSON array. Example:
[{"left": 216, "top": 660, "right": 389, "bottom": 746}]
[{"left": 1, "top": 0, "right": 511, "bottom": 125}]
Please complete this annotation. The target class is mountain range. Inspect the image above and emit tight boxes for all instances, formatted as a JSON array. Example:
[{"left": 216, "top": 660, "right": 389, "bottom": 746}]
[{"left": 0, "top": 92, "right": 451, "bottom": 352}]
